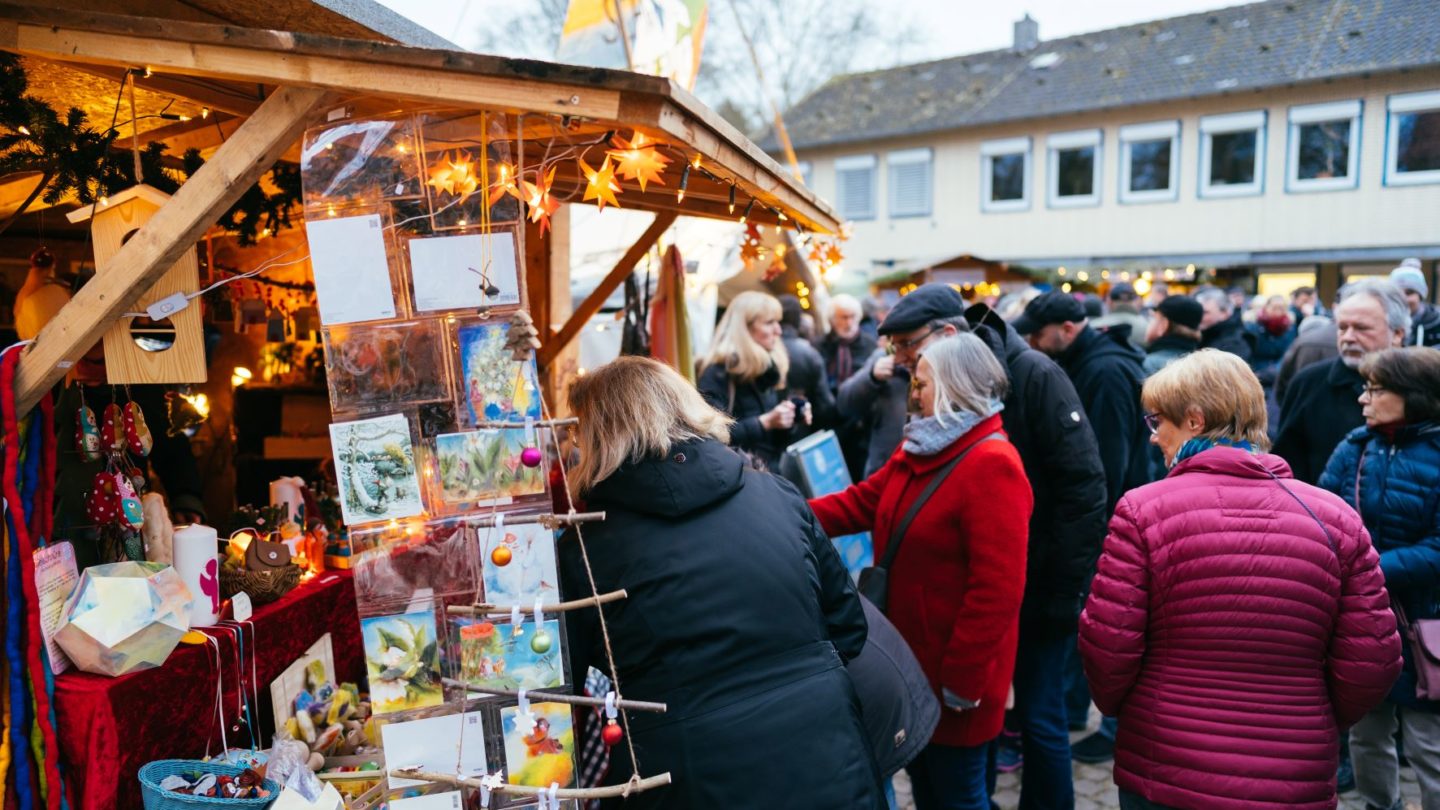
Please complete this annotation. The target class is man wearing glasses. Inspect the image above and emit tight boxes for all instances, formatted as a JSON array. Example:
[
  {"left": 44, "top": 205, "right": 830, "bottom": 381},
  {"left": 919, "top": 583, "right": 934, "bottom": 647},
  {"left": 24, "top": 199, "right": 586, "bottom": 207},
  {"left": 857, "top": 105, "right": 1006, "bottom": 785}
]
[{"left": 877, "top": 284, "right": 1106, "bottom": 809}]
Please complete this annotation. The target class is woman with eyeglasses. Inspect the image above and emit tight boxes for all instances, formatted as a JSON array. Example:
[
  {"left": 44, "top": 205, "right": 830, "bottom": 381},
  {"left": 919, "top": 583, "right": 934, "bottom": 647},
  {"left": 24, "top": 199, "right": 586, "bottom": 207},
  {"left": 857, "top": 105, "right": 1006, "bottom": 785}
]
[
  {"left": 1320, "top": 346, "right": 1440, "bottom": 810},
  {"left": 1079, "top": 349, "right": 1401, "bottom": 810}
]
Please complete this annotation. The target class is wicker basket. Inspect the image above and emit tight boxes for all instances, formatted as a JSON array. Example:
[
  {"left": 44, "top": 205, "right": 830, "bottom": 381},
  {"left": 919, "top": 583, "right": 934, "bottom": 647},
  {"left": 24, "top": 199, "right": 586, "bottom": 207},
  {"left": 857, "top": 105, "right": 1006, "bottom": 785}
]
[
  {"left": 138, "top": 759, "right": 278, "bottom": 809},
  {"left": 219, "top": 564, "right": 300, "bottom": 606}
]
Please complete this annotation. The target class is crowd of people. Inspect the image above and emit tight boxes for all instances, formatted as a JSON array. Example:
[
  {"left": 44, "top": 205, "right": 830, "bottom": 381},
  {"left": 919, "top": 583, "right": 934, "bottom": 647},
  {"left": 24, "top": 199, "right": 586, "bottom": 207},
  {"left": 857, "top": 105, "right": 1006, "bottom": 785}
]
[{"left": 559, "top": 258, "right": 1440, "bottom": 810}]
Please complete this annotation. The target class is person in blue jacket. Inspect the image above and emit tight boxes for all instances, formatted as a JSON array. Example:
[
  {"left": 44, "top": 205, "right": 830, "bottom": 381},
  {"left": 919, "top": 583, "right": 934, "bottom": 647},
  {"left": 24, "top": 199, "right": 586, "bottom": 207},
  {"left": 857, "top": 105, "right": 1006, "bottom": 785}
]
[{"left": 1320, "top": 346, "right": 1440, "bottom": 810}]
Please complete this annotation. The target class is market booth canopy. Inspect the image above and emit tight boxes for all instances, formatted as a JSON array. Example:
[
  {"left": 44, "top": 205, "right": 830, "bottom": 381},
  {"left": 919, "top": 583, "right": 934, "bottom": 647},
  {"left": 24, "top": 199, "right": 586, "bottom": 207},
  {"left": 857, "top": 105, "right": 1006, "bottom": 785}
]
[{"left": 0, "top": 0, "right": 840, "bottom": 411}]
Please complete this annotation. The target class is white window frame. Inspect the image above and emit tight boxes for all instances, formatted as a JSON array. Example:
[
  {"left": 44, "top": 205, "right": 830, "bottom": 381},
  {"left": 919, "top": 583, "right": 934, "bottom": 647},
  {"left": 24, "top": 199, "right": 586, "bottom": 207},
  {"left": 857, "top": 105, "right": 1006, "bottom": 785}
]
[
  {"left": 1046, "top": 128, "right": 1102, "bottom": 208},
  {"left": 1386, "top": 90, "right": 1440, "bottom": 187},
  {"left": 1199, "top": 111, "right": 1266, "bottom": 198},
  {"left": 1118, "top": 120, "right": 1180, "bottom": 203},
  {"left": 1286, "top": 100, "right": 1362, "bottom": 193},
  {"left": 887, "top": 147, "right": 933, "bottom": 218},
  {"left": 980, "top": 136, "right": 1031, "bottom": 213},
  {"left": 834, "top": 154, "right": 878, "bottom": 221}
]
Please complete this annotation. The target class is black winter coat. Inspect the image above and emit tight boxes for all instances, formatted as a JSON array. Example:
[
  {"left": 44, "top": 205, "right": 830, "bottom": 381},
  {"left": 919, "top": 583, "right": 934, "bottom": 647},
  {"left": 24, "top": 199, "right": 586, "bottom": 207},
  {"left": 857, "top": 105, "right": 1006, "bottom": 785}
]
[
  {"left": 1201, "top": 312, "right": 1255, "bottom": 362},
  {"left": 1274, "top": 357, "right": 1365, "bottom": 485},
  {"left": 966, "top": 306, "right": 1109, "bottom": 634},
  {"left": 696, "top": 362, "right": 788, "bottom": 470},
  {"left": 559, "top": 438, "right": 883, "bottom": 808},
  {"left": 835, "top": 350, "right": 910, "bottom": 478},
  {"left": 1056, "top": 324, "right": 1152, "bottom": 513},
  {"left": 781, "top": 326, "right": 836, "bottom": 431},
  {"left": 1411, "top": 303, "right": 1440, "bottom": 349},
  {"left": 849, "top": 597, "right": 939, "bottom": 777}
]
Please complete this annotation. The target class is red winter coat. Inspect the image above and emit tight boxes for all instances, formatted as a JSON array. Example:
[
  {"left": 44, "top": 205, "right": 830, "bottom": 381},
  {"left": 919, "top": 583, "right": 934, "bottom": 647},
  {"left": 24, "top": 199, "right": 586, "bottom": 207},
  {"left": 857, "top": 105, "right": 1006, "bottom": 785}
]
[
  {"left": 809, "top": 414, "right": 1031, "bottom": 747},
  {"left": 1079, "top": 448, "right": 1402, "bottom": 810}
]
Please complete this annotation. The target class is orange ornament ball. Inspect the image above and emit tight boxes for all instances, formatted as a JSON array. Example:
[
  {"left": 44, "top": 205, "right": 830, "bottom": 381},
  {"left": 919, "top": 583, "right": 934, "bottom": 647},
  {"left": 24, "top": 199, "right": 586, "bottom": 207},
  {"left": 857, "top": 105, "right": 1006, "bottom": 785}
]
[{"left": 490, "top": 546, "right": 513, "bottom": 567}]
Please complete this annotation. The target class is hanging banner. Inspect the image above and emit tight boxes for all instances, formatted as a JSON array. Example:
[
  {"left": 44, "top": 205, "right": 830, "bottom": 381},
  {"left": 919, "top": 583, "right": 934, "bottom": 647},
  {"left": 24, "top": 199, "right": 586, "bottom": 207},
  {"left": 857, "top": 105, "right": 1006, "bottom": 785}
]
[{"left": 557, "top": 0, "right": 709, "bottom": 90}]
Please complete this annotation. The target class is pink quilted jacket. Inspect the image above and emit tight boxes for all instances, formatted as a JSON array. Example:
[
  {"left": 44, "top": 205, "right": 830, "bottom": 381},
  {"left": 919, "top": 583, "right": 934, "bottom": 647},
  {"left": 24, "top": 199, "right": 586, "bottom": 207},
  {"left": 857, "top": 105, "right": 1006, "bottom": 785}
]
[{"left": 1079, "top": 448, "right": 1402, "bottom": 810}]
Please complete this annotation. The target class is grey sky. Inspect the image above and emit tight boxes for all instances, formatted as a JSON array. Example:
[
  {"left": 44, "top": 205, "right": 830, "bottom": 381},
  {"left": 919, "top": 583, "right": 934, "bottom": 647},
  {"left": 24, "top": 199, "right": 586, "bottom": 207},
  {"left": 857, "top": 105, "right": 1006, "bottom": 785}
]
[{"left": 377, "top": 0, "right": 1249, "bottom": 60}]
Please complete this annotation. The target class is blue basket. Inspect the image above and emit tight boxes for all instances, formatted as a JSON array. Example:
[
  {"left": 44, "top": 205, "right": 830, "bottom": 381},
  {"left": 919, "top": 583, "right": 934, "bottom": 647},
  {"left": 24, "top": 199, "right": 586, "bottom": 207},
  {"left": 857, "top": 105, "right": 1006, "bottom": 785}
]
[{"left": 139, "top": 760, "right": 279, "bottom": 810}]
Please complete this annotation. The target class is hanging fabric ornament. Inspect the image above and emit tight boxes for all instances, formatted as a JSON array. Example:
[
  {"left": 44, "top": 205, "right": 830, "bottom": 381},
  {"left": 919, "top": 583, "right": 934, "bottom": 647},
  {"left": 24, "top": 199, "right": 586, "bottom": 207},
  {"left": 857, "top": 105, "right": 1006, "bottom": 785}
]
[
  {"left": 101, "top": 403, "right": 126, "bottom": 453},
  {"left": 123, "top": 401, "right": 153, "bottom": 457},
  {"left": 115, "top": 473, "right": 144, "bottom": 529},
  {"left": 76, "top": 404, "right": 102, "bottom": 461},
  {"left": 85, "top": 471, "right": 122, "bottom": 526}
]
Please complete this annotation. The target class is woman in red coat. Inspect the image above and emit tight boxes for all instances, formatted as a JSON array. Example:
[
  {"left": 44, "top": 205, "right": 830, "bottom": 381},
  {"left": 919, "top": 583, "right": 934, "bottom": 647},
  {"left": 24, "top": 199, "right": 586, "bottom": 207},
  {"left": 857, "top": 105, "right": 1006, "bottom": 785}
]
[
  {"left": 1079, "top": 349, "right": 1402, "bottom": 810},
  {"left": 810, "top": 333, "right": 1031, "bottom": 810}
]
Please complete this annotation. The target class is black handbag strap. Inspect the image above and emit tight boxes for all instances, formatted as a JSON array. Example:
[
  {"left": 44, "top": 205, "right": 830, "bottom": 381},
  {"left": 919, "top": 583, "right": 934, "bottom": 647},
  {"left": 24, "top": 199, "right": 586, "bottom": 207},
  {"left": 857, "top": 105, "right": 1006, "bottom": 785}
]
[{"left": 877, "top": 432, "right": 1004, "bottom": 573}]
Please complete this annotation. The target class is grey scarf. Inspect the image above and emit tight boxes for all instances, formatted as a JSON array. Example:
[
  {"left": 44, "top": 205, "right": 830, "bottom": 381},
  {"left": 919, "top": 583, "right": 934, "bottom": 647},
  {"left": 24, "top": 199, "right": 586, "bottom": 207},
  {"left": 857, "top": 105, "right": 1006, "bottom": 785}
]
[{"left": 902, "top": 399, "right": 1004, "bottom": 455}]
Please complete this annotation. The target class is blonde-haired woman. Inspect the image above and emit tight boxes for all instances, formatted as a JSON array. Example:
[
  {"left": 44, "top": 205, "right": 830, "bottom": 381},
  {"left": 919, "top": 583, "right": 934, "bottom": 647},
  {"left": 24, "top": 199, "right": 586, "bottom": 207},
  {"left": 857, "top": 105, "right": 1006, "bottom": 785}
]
[
  {"left": 1079, "top": 349, "right": 1401, "bottom": 810},
  {"left": 698, "top": 290, "right": 809, "bottom": 471},
  {"left": 559, "top": 356, "right": 884, "bottom": 809}
]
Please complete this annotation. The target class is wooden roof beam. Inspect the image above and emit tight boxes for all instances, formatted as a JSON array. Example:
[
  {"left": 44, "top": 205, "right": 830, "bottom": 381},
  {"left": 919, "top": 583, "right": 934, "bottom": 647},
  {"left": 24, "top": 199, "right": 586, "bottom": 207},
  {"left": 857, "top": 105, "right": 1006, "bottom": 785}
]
[{"left": 15, "top": 85, "right": 330, "bottom": 413}]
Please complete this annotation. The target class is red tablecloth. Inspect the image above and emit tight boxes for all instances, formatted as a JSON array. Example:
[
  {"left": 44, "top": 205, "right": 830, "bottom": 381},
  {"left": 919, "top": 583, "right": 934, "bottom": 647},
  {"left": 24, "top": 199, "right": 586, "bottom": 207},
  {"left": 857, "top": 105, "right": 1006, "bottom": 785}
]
[{"left": 54, "top": 570, "right": 364, "bottom": 810}]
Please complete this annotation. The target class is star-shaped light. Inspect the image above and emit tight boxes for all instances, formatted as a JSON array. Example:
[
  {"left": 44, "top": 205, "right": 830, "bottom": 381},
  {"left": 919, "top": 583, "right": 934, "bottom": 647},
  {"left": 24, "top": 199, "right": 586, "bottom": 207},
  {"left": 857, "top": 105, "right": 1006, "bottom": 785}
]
[
  {"left": 739, "top": 224, "right": 767, "bottom": 264},
  {"left": 825, "top": 243, "right": 845, "bottom": 267},
  {"left": 520, "top": 165, "right": 561, "bottom": 235},
  {"left": 489, "top": 161, "right": 519, "bottom": 206},
  {"left": 427, "top": 149, "right": 481, "bottom": 203},
  {"left": 580, "top": 156, "right": 622, "bottom": 211},
  {"left": 427, "top": 150, "right": 458, "bottom": 195},
  {"left": 607, "top": 131, "right": 671, "bottom": 192}
]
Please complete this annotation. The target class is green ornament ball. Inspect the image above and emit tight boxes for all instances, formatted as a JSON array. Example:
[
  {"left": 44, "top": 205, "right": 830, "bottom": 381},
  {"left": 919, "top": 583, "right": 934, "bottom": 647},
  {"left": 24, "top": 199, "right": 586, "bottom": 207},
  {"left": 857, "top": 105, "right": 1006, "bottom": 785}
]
[{"left": 530, "top": 630, "right": 553, "bottom": 655}]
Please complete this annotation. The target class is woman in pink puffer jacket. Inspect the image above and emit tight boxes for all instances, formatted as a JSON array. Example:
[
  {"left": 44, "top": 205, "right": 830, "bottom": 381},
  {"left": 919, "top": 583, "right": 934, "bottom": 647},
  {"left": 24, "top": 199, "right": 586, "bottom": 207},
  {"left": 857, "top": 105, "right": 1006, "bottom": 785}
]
[{"left": 1079, "top": 350, "right": 1402, "bottom": 810}]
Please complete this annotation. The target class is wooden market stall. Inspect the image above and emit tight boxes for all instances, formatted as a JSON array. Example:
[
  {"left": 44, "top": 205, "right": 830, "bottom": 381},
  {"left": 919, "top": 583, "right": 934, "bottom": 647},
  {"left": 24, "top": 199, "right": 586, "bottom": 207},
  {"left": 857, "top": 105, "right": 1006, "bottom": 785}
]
[{"left": 0, "top": 3, "right": 841, "bottom": 807}]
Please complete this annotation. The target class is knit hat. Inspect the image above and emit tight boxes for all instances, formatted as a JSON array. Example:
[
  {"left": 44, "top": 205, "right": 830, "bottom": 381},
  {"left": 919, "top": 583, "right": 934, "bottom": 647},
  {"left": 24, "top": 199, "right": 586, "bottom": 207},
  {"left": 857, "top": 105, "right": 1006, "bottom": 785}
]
[
  {"left": 1390, "top": 258, "right": 1428, "bottom": 299},
  {"left": 1156, "top": 295, "right": 1203, "bottom": 330}
]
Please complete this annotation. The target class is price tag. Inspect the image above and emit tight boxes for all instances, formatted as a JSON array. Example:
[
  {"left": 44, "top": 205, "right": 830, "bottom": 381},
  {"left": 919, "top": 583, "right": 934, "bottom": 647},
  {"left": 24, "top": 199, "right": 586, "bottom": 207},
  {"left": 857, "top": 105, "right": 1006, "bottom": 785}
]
[{"left": 232, "top": 592, "right": 253, "bottom": 622}]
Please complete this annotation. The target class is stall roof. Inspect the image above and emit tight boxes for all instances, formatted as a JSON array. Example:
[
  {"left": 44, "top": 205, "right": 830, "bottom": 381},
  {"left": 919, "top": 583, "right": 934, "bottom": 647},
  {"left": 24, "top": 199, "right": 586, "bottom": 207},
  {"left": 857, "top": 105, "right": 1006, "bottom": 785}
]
[{"left": 0, "top": 1, "right": 840, "bottom": 234}]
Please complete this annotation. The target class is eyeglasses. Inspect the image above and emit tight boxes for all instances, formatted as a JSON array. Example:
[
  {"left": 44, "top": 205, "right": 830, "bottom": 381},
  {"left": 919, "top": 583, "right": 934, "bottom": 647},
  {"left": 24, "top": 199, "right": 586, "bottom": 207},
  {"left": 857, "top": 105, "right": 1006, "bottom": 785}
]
[
  {"left": 1361, "top": 384, "right": 1389, "bottom": 398},
  {"left": 892, "top": 327, "right": 941, "bottom": 354},
  {"left": 1143, "top": 412, "right": 1162, "bottom": 435}
]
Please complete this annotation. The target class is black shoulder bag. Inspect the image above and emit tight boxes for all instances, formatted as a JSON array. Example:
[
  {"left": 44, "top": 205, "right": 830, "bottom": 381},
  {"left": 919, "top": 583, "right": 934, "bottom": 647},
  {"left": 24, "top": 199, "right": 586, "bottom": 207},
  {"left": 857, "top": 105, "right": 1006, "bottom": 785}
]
[{"left": 858, "top": 432, "right": 1003, "bottom": 613}]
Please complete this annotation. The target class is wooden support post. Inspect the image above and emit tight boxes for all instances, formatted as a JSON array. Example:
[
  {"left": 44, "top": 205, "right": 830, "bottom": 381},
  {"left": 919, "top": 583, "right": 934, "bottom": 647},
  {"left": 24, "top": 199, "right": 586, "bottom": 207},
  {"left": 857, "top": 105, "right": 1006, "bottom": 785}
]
[
  {"left": 537, "top": 210, "right": 677, "bottom": 368},
  {"left": 14, "top": 85, "right": 329, "bottom": 414}
]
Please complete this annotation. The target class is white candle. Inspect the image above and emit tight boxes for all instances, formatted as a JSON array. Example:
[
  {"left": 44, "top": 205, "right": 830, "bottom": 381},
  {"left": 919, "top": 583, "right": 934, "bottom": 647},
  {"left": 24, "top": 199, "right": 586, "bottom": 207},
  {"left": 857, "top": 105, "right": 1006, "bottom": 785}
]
[{"left": 173, "top": 524, "right": 221, "bottom": 628}]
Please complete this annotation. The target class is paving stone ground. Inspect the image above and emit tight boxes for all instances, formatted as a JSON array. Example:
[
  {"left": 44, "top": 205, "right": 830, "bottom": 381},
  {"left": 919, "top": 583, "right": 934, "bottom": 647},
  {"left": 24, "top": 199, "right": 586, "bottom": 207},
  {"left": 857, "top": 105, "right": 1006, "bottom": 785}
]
[{"left": 892, "top": 714, "right": 1424, "bottom": 809}]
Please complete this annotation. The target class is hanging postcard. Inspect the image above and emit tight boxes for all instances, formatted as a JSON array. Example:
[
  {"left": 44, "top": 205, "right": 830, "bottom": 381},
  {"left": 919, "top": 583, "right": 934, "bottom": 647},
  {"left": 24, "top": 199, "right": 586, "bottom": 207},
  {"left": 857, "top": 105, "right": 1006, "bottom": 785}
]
[
  {"left": 380, "top": 710, "right": 487, "bottom": 788},
  {"left": 306, "top": 214, "right": 397, "bottom": 325},
  {"left": 330, "top": 414, "right": 425, "bottom": 526},
  {"left": 407, "top": 228, "right": 521, "bottom": 313},
  {"left": 323, "top": 320, "right": 450, "bottom": 415},
  {"left": 363, "top": 608, "right": 445, "bottom": 716},
  {"left": 449, "top": 616, "right": 565, "bottom": 692},
  {"left": 351, "top": 518, "right": 480, "bottom": 606},
  {"left": 501, "top": 702, "right": 575, "bottom": 790},
  {"left": 430, "top": 429, "right": 546, "bottom": 508},
  {"left": 477, "top": 521, "right": 559, "bottom": 607},
  {"left": 455, "top": 321, "right": 542, "bottom": 425}
]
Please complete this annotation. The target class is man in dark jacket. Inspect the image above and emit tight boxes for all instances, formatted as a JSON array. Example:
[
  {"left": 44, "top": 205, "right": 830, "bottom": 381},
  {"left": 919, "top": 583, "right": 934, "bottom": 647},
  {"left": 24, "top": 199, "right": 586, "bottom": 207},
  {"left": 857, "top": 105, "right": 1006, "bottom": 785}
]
[
  {"left": 1276, "top": 316, "right": 1338, "bottom": 403},
  {"left": 1275, "top": 279, "right": 1411, "bottom": 484},
  {"left": 1142, "top": 295, "right": 1203, "bottom": 377},
  {"left": 1015, "top": 289, "right": 1151, "bottom": 764},
  {"left": 836, "top": 349, "right": 909, "bottom": 479},
  {"left": 880, "top": 285, "right": 1107, "bottom": 807},
  {"left": 778, "top": 295, "right": 835, "bottom": 432},
  {"left": 1196, "top": 286, "right": 1254, "bottom": 362},
  {"left": 1391, "top": 259, "right": 1440, "bottom": 348},
  {"left": 818, "top": 294, "right": 879, "bottom": 481}
]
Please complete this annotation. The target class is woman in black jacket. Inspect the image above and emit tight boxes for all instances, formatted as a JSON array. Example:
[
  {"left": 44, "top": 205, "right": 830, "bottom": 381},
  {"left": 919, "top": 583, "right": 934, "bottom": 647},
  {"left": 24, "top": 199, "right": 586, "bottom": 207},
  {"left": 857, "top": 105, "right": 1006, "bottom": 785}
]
[
  {"left": 697, "top": 291, "right": 810, "bottom": 470},
  {"left": 560, "top": 357, "right": 883, "bottom": 808}
]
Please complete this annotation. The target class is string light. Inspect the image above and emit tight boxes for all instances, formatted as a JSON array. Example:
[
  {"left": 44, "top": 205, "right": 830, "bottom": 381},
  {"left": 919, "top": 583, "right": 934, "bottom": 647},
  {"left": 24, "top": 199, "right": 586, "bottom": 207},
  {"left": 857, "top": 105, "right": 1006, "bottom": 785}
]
[
  {"left": 200, "top": 107, "right": 210, "bottom": 119},
  {"left": 16, "top": 126, "right": 29, "bottom": 136},
  {"left": 728, "top": 184, "right": 736, "bottom": 214},
  {"left": 740, "top": 199, "right": 755, "bottom": 223},
  {"left": 676, "top": 163, "right": 690, "bottom": 203}
]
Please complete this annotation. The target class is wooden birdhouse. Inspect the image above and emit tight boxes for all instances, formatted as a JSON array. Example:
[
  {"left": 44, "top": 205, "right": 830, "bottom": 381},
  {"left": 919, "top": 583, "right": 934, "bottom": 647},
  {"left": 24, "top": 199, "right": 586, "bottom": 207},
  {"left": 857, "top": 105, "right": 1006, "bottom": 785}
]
[{"left": 66, "top": 185, "right": 206, "bottom": 384}]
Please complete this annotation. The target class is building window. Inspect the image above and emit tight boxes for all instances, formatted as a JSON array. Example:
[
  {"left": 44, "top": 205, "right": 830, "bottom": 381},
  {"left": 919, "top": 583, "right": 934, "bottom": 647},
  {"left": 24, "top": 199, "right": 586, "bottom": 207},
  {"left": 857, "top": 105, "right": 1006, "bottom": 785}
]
[
  {"left": 1199, "top": 111, "right": 1265, "bottom": 198},
  {"left": 1119, "top": 121, "right": 1179, "bottom": 203},
  {"left": 981, "top": 137, "right": 1030, "bottom": 212},
  {"left": 1287, "top": 100, "right": 1361, "bottom": 192},
  {"left": 834, "top": 154, "right": 877, "bottom": 220},
  {"left": 1387, "top": 91, "right": 1440, "bottom": 186},
  {"left": 1047, "top": 129, "right": 1102, "bottom": 208},
  {"left": 888, "top": 148, "right": 933, "bottom": 218},
  {"left": 794, "top": 160, "right": 813, "bottom": 188}
]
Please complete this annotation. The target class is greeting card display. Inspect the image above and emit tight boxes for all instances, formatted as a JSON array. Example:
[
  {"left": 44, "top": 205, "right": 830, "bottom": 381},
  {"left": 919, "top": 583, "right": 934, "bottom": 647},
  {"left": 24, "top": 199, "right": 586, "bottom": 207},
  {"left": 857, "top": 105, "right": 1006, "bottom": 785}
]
[
  {"left": 455, "top": 321, "right": 542, "bottom": 425},
  {"left": 501, "top": 702, "right": 575, "bottom": 790},
  {"left": 477, "top": 522, "right": 559, "bottom": 607},
  {"left": 448, "top": 617, "right": 565, "bottom": 692},
  {"left": 351, "top": 518, "right": 480, "bottom": 606},
  {"left": 363, "top": 609, "right": 444, "bottom": 716},
  {"left": 330, "top": 414, "right": 425, "bottom": 526},
  {"left": 301, "top": 117, "right": 424, "bottom": 210},
  {"left": 380, "top": 710, "right": 487, "bottom": 788},
  {"left": 430, "top": 429, "right": 546, "bottom": 508},
  {"left": 324, "top": 320, "right": 450, "bottom": 415},
  {"left": 406, "top": 228, "right": 521, "bottom": 313},
  {"left": 306, "top": 213, "right": 400, "bottom": 325}
]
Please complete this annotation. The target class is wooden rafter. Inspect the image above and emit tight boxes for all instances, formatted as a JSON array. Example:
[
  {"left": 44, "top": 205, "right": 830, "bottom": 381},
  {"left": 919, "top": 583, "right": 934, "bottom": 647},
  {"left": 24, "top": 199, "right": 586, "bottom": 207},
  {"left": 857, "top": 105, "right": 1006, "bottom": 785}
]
[
  {"left": 537, "top": 210, "right": 678, "bottom": 368},
  {"left": 14, "top": 85, "right": 329, "bottom": 412}
]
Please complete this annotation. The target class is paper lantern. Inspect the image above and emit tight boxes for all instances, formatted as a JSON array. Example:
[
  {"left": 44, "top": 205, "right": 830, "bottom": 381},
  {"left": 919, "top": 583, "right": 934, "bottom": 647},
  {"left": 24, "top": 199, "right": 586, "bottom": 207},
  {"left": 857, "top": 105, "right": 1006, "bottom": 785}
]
[
  {"left": 54, "top": 561, "right": 193, "bottom": 677},
  {"left": 65, "top": 185, "right": 207, "bottom": 384}
]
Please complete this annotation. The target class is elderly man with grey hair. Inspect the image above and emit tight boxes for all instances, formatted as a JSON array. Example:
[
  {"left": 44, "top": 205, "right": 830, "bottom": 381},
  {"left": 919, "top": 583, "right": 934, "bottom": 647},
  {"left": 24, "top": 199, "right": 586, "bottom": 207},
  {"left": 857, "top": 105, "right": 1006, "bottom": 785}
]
[{"left": 1273, "top": 278, "right": 1412, "bottom": 484}]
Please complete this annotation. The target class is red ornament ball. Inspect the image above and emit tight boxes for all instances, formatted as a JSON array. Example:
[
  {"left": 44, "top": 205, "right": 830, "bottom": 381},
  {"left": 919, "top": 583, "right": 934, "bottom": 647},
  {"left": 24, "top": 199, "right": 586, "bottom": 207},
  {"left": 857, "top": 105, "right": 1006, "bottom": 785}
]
[
  {"left": 490, "top": 546, "right": 513, "bottom": 567},
  {"left": 602, "top": 719, "right": 624, "bottom": 747},
  {"left": 521, "top": 447, "right": 543, "bottom": 468}
]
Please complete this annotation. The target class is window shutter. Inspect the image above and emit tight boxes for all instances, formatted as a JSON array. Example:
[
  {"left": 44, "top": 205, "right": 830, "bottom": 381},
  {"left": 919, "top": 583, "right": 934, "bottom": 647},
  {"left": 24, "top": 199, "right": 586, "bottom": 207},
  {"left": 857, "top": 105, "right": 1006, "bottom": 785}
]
[
  {"left": 889, "top": 150, "right": 932, "bottom": 218},
  {"left": 837, "top": 166, "right": 875, "bottom": 220}
]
